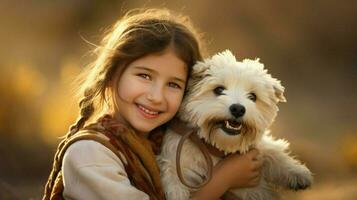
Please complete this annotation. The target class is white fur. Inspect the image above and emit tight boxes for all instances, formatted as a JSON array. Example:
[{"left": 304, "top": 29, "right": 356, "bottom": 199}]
[{"left": 158, "top": 50, "right": 313, "bottom": 200}]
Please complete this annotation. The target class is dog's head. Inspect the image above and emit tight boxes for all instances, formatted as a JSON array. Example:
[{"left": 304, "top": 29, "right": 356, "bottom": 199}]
[{"left": 178, "top": 50, "right": 286, "bottom": 154}]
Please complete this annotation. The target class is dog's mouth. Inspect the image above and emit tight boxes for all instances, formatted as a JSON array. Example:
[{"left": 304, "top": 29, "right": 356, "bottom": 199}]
[{"left": 219, "top": 120, "right": 243, "bottom": 136}]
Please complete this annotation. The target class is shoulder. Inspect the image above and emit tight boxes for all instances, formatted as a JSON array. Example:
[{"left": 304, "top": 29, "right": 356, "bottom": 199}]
[
  {"left": 62, "top": 140, "right": 150, "bottom": 200},
  {"left": 63, "top": 140, "right": 125, "bottom": 169}
]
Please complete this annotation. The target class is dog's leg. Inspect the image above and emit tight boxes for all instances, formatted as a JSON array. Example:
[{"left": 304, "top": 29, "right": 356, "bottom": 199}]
[
  {"left": 257, "top": 133, "right": 313, "bottom": 191},
  {"left": 158, "top": 131, "right": 191, "bottom": 200},
  {"left": 158, "top": 130, "right": 209, "bottom": 200},
  {"left": 159, "top": 158, "right": 190, "bottom": 200}
]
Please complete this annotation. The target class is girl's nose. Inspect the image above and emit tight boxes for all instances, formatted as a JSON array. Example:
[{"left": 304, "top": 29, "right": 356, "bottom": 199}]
[{"left": 147, "top": 85, "right": 164, "bottom": 103}]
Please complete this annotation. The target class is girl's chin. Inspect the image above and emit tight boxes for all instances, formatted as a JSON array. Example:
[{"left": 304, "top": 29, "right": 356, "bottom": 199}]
[
  {"left": 132, "top": 126, "right": 154, "bottom": 137},
  {"left": 131, "top": 120, "right": 157, "bottom": 133}
]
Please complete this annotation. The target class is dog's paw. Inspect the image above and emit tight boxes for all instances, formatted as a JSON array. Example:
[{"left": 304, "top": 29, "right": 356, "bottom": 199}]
[{"left": 286, "top": 165, "right": 313, "bottom": 190}]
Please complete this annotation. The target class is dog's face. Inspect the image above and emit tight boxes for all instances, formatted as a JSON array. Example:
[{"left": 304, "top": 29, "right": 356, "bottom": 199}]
[{"left": 178, "top": 50, "right": 286, "bottom": 154}]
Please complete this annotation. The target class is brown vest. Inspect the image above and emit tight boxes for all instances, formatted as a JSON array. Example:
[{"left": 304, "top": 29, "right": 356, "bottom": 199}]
[{"left": 43, "top": 115, "right": 165, "bottom": 200}]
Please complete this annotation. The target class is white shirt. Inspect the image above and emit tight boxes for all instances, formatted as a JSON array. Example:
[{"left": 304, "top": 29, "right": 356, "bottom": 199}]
[{"left": 62, "top": 140, "right": 150, "bottom": 200}]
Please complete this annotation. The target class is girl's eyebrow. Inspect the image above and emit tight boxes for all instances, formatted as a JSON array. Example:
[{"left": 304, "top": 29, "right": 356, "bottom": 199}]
[{"left": 133, "top": 66, "right": 186, "bottom": 84}]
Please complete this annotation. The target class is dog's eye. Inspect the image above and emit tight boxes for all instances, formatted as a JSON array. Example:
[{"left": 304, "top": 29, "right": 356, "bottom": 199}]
[
  {"left": 247, "top": 92, "right": 257, "bottom": 102},
  {"left": 213, "top": 86, "right": 225, "bottom": 95}
]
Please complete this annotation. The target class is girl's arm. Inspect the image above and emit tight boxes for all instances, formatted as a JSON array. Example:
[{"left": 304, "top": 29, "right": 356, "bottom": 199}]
[
  {"left": 62, "top": 140, "right": 149, "bottom": 200},
  {"left": 191, "top": 149, "right": 262, "bottom": 200}
]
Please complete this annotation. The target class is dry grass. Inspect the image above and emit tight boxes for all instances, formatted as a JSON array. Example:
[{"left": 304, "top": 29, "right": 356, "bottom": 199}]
[{"left": 283, "top": 177, "right": 357, "bottom": 200}]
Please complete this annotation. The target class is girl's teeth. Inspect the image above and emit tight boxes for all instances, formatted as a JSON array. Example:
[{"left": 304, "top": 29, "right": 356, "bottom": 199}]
[{"left": 139, "top": 105, "right": 159, "bottom": 115}]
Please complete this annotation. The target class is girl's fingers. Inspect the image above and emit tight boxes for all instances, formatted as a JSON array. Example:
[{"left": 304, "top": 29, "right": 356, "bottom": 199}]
[
  {"left": 248, "top": 148, "right": 260, "bottom": 160},
  {"left": 247, "top": 170, "right": 261, "bottom": 186},
  {"left": 253, "top": 159, "right": 263, "bottom": 170},
  {"left": 250, "top": 175, "right": 261, "bottom": 186}
]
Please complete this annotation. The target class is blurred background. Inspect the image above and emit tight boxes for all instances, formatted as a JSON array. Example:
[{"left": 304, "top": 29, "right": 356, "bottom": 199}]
[{"left": 0, "top": 0, "right": 356, "bottom": 199}]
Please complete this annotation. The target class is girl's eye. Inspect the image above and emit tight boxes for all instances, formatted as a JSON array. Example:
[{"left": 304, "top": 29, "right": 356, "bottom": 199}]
[
  {"left": 168, "top": 82, "right": 182, "bottom": 89},
  {"left": 138, "top": 73, "right": 151, "bottom": 80},
  {"left": 213, "top": 86, "right": 225, "bottom": 95},
  {"left": 247, "top": 92, "right": 257, "bottom": 102}
]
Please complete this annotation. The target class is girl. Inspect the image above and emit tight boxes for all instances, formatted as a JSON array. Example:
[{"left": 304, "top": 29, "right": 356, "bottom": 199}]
[{"left": 43, "top": 8, "right": 262, "bottom": 200}]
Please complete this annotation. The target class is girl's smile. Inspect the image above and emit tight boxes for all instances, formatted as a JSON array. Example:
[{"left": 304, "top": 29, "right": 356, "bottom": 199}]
[{"left": 136, "top": 103, "right": 161, "bottom": 119}]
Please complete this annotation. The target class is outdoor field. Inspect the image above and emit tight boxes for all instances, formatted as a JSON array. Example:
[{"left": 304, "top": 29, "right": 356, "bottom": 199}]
[{"left": 1, "top": 1, "right": 356, "bottom": 199}]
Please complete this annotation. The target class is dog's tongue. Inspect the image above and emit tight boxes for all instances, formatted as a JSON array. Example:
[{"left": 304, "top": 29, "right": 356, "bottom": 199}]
[{"left": 229, "top": 120, "right": 240, "bottom": 127}]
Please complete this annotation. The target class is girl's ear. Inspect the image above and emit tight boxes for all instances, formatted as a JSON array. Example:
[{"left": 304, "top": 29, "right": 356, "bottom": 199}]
[
  {"left": 272, "top": 79, "right": 286, "bottom": 103},
  {"left": 109, "top": 66, "right": 124, "bottom": 90}
]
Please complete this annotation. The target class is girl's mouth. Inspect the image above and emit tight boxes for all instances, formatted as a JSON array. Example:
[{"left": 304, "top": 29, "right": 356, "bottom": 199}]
[{"left": 136, "top": 103, "right": 161, "bottom": 119}]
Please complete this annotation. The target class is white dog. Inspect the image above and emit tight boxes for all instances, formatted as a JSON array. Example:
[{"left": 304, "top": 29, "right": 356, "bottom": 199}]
[{"left": 158, "top": 50, "right": 313, "bottom": 200}]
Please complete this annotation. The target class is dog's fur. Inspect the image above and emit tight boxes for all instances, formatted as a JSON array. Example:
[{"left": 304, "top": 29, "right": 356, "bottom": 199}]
[{"left": 158, "top": 50, "right": 313, "bottom": 200}]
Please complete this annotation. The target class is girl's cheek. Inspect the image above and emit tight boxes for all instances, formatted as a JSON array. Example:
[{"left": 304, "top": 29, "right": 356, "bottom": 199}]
[
  {"left": 117, "top": 78, "right": 139, "bottom": 100},
  {"left": 168, "top": 91, "right": 185, "bottom": 112}
]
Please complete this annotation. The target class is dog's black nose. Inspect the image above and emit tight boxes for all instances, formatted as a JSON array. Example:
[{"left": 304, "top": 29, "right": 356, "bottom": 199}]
[{"left": 229, "top": 104, "right": 245, "bottom": 118}]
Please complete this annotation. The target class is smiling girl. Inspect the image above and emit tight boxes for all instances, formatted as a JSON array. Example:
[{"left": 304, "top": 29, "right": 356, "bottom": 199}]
[
  {"left": 112, "top": 50, "right": 187, "bottom": 137},
  {"left": 43, "top": 8, "right": 262, "bottom": 200}
]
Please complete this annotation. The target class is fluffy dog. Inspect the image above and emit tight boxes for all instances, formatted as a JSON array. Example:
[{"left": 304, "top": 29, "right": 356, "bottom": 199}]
[{"left": 158, "top": 50, "right": 313, "bottom": 200}]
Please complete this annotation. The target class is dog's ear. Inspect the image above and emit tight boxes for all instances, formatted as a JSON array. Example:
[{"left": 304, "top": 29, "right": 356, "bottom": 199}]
[
  {"left": 191, "top": 61, "right": 210, "bottom": 80},
  {"left": 272, "top": 79, "right": 287, "bottom": 103}
]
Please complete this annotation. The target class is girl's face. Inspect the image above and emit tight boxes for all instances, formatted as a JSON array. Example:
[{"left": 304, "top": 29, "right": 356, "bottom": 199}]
[{"left": 112, "top": 49, "right": 187, "bottom": 136}]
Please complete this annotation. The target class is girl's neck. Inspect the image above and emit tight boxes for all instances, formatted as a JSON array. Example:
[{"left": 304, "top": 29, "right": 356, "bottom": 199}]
[{"left": 110, "top": 111, "right": 150, "bottom": 138}]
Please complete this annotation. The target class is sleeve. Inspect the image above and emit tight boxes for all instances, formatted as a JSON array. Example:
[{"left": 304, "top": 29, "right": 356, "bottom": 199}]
[{"left": 62, "top": 140, "right": 150, "bottom": 200}]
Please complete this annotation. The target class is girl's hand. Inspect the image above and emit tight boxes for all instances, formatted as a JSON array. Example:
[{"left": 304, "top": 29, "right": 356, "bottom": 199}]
[
  {"left": 191, "top": 149, "right": 262, "bottom": 200},
  {"left": 215, "top": 148, "right": 262, "bottom": 189}
]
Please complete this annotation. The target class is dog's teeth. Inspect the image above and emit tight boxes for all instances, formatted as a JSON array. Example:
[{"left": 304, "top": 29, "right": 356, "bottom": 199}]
[
  {"left": 225, "top": 121, "right": 233, "bottom": 129},
  {"left": 225, "top": 121, "right": 242, "bottom": 131},
  {"left": 237, "top": 124, "right": 242, "bottom": 130}
]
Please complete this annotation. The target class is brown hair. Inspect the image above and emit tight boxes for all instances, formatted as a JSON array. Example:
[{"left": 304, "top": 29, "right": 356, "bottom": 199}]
[{"left": 68, "top": 8, "right": 205, "bottom": 138}]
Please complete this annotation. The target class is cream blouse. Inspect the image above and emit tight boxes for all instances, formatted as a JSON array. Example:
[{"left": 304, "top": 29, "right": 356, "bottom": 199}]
[{"left": 62, "top": 140, "right": 150, "bottom": 200}]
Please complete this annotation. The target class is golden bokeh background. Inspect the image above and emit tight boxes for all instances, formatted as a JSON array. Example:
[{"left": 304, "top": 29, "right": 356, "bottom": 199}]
[{"left": 0, "top": 1, "right": 356, "bottom": 199}]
